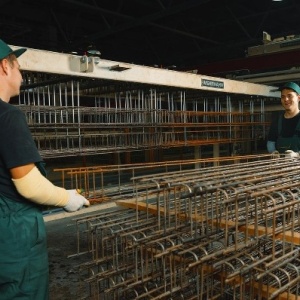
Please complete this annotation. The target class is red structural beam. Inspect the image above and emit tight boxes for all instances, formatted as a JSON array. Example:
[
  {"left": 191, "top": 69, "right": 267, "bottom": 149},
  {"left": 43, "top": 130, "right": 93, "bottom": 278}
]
[{"left": 192, "top": 49, "right": 300, "bottom": 77}]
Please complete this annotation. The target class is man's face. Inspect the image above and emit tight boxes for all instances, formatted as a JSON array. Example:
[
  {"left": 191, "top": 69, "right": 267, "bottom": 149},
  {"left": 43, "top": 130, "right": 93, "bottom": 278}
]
[{"left": 281, "top": 88, "right": 300, "bottom": 111}]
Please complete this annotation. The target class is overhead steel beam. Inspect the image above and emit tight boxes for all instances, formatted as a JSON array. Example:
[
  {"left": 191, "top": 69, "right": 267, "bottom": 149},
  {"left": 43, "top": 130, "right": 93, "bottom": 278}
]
[
  {"left": 14, "top": 45, "right": 279, "bottom": 98},
  {"left": 149, "top": 23, "right": 221, "bottom": 44},
  {"left": 62, "top": 0, "right": 215, "bottom": 45}
]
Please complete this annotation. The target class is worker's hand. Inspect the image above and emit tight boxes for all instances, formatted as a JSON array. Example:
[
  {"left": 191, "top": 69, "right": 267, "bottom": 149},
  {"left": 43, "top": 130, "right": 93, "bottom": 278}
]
[
  {"left": 271, "top": 150, "right": 280, "bottom": 159},
  {"left": 285, "top": 150, "right": 299, "bottom": 158},
  {"left": 64, "top": 189, "right": 90, "bottom": 212}
]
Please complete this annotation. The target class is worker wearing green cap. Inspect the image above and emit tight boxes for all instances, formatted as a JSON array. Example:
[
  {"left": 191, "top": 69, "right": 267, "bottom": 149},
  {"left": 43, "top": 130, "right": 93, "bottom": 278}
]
[
  {"left": 0, "top": 39, "right": 90, "bottom": 299},
  {"left": 267, "top": 81, "right": 300, "bottom": 156}
]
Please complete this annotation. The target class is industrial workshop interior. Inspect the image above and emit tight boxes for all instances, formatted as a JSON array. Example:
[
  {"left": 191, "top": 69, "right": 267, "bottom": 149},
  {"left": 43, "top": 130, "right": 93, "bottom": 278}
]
[{"left": 4, "top": 0, "right": 300, "bottom": 299}]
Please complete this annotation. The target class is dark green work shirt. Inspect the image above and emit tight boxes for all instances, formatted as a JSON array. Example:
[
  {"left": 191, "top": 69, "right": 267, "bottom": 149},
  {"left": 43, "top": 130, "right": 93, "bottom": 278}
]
[
  {"left": 268, "top": 112, "right": 300, "bottom": 153},
  {"left": 0, "top": 100, "right": 42, "bottom": 202}
]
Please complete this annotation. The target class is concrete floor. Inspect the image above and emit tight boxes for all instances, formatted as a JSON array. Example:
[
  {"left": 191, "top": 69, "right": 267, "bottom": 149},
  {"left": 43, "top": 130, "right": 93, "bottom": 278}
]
[{"left": 45, "top": 202, "right": 116, "bottom": 300}]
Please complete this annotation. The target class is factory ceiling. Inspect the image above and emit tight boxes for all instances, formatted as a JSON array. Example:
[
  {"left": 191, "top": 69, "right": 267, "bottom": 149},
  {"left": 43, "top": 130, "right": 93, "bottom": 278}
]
[{"left": 2, "top": 0, "right": 300, "bottom": 74}]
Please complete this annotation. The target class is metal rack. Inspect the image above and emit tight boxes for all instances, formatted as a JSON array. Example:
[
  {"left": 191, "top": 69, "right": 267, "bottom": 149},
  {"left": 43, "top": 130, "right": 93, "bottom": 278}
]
[
  {"left": 14, "top": 46, "right": 279, "bottom": 159},
  {"left": 19, "top": 86, "right": 271, "bottom": 158}
]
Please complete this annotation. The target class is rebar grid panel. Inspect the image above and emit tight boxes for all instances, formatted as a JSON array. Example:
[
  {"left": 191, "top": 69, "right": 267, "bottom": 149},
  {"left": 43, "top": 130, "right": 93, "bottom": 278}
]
[
  {"left": 54, "top": 154, "right": 271, "bottom": 204},
  {"left": 75, "top": 216, "right": 205, "bottom": 299},
  {"left": 219, "top": 239, "right": 300, "bottom": 300},
  {"left": 128, "top": 157, "right": 300, "bottom": 239},
  {"left": 77, "top": 223, "right": 225, "bottom": 299},
  {"left": 65, "top": 156, "right": 300, "bottom": 299},
  {"left": 17, "top": 76, "right": 272, "bottom": 158}
]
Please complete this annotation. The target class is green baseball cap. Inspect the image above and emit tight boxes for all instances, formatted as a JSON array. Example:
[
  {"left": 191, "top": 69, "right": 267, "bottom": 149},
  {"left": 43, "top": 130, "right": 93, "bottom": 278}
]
[
  {"left": 0, "top": 39, "right": 26, "bottom": 60},
  {"left": 279, "top": 82, "right": 300, "bottom": 95}
]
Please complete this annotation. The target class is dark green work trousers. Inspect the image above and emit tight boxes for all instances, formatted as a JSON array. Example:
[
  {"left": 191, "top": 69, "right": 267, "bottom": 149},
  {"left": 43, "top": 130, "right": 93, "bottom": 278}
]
[{"left": 0, "top": 196, "right": 49, "bottom": 300}]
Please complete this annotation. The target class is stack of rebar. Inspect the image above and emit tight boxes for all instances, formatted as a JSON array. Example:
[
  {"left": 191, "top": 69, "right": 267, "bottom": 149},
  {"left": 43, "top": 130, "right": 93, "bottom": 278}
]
[{"left": 70, "top": 155, "right": 300, "bottom": 299}]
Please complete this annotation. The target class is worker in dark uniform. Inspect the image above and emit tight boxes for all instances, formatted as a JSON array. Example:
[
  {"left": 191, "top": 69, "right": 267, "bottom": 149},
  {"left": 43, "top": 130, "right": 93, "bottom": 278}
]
[
  {"left": 0, "top": 39, "right": 90, "bottom": 300},
  {"left": 267, "top": 81, "right": 300, "bottom": 157}
]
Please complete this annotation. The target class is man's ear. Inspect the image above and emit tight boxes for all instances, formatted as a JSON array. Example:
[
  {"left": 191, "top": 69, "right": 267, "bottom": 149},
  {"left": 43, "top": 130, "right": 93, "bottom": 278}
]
[{"left": 0, "top": 59, "right": 9, "bottom": 75}]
